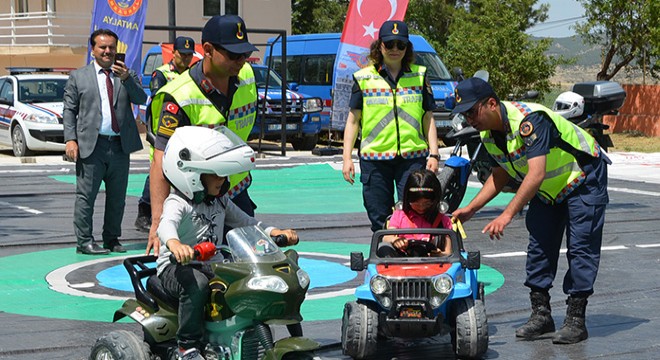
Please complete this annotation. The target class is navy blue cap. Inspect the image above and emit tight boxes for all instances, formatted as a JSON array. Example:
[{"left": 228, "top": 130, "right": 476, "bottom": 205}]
[
  {"left": 379, "top": 20, "right": 409, "bottom": 43},
  {"left": 201, "top": 15, "right": 258, "bottom": 54},
  {"left": 452, "top": 77, "right": 497, "bottom": 114},
  {"left": 173, "top": 36, "right": 195, "bottom": 54}
]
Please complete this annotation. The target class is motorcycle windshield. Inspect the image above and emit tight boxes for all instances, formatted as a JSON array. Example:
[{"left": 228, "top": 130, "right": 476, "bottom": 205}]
[{"left": 226, "top": 225, "right": 287, "bottom": 264}]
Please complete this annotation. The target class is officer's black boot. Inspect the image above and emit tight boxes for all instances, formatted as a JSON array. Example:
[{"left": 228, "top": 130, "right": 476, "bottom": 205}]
[
  {"left": 134, "top": 202, "right": 152, "bottom": 233},
  {"left": 515, "top": 290, "right": 555, "bottom": 339},
  {"left": 553, "top": 296, "right": 588, "bottom": 344}
]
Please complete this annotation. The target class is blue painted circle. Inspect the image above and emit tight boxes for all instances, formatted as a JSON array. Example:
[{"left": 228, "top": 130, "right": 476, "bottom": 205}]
[{"left": 96, "top": 257, "right": 356, "bottom": 292}]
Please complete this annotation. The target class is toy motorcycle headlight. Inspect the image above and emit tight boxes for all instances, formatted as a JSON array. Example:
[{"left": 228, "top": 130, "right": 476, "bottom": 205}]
[
  {"left": 433, "top": 274, "right": 453, "bottom": 294},
  {"left": 247, "top": 276, "right": 289, "bottom": 294},
  {"left": 370, "top": 276, "right": 390, "bottom": 295},
  {"left": 297, "top": 268, "right": 310, "bottom": 289}
]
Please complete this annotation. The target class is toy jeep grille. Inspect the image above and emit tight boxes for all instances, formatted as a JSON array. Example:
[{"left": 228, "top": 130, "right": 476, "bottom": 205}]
[{"left": 391, "top": 279, "right": 431, "bottom": 300}]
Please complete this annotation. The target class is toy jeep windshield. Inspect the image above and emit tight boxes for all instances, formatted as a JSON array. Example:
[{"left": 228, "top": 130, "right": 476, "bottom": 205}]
[{"left": 343, "top": 228, "right": 488, "bottom": 360}]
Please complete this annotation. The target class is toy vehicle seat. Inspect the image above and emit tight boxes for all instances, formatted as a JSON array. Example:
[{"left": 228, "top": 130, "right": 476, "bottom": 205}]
[{"left": 146, "top": 275, "right": 179, "bottom": 310}]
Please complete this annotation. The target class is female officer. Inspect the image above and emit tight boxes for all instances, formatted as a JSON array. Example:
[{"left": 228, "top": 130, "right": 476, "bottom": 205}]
[{"left": 342, "top": 20, "right": 439, "bottom": 232}]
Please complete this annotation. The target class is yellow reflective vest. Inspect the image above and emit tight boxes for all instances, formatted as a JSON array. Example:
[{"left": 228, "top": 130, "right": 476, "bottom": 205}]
[
  {"left": 354, "top": 64, "right": 429, "bottom": 160},
  {"left": 481, "top": 101, "right": 600, "bottom": 204},
  {"left": 151, "top": 63, "right": 258, "bottom": 197}
]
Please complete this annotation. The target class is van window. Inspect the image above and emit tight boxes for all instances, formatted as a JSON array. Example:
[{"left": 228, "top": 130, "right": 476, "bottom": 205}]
[
  {"left": 272, "top": 55, "right": 334, "bottom": 86},
  {"left": 303, "top": 55, "right": 334, "bottom": 85},
  {"left": 415, "top": 53, "right": 452, "bottom": 80},
  {"left": 143, "top": 53, "right": 163, "bottom": 78}
]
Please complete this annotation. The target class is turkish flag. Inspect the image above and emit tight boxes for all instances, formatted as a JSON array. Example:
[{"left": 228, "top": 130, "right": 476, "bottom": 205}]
[{"left": 340, "top": 0, "right": 410, "bottom": 47}]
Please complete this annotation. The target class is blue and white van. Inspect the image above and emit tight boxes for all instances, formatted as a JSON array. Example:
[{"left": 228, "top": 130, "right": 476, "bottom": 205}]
[
  {"left": 263, "top": 33, "right": 458, "bottom": 142},
  {"left": 140, "top": 45, "right": 323, "bottom": 150}
]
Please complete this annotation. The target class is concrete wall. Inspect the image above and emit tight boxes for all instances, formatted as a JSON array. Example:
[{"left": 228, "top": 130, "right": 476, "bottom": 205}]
[{"left": 603, "top": 84, "right": 660, "bottom": 137}]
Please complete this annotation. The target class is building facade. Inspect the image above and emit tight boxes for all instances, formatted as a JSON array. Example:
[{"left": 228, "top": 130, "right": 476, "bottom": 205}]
[{"left": 0, "top": 0, "right": 292, "bottom": 74}]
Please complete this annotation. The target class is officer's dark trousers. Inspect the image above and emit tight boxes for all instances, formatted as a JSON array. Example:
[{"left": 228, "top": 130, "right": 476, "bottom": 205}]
[
  {"left": 524, "top": 155, "right": 609, "bottom": 296},
  {"left": 359, "top": 156, "right": 426, "bottom": 232},
  {"left": 160, "top": 263, "right": 213, "bottom": 350}
]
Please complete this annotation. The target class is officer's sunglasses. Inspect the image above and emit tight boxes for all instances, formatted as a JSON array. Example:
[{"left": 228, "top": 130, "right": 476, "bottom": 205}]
[
  {"left": 462, "top": 99, "right": 489, "bottom": 119},
  {"left": 213, "top": 44, "right": 252, "bottom": 61},
  {"left": 383, "top": 40, "right": 407, "bottom": 50}
]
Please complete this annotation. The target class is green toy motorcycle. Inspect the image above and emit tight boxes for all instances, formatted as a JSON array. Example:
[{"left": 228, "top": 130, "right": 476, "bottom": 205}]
[{"left": 90, "top": 225, "right": 320, "bottom": 360}]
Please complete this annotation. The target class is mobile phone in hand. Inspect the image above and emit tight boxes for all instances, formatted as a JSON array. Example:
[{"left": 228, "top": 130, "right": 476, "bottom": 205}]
[{"left": 114, "top": 53, "right": 126, "bottom": 65}]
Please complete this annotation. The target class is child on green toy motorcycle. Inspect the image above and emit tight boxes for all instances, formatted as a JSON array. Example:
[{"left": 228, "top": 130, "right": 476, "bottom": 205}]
[{"left": 155, "top": 126, "right": 298, "bottom": 360}]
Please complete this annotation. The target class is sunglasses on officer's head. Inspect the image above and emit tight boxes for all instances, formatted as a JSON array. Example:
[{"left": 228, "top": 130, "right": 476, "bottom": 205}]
[
  {"left": 213, "top": 44, "right": 252, "bottom": 61},
  {"left": 383, "top": 40, "right": 407, "bottom": 50}
]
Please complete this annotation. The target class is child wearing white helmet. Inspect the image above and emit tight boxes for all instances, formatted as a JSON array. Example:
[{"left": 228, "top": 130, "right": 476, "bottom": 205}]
[{"left": 155, "top": 126, "right": 298, "bottom": 360}]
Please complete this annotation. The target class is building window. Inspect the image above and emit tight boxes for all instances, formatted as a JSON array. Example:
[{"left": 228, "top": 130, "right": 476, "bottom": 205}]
[
  {"left": 15, "top": 0, "right": 29, "bottom": 13},
  {"left": 203, "top": 0, "right": 239, "bottom": 16},
  {"left": 42, "top": 0, "right": 56, "bottom": 12}
]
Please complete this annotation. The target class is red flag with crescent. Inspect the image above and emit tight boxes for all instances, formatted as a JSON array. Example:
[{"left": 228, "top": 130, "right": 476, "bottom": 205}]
[{"left": 331, "top": 0, "right": 409, "bottom": 129}]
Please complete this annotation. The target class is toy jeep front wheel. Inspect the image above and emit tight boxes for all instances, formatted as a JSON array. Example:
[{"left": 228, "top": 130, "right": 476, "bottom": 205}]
[
  {"left": 450, "top": 297, "right": 489, "bottom": 359},
  {"left": 341, "top": 301, "right": 378, "bottom": 359},
  {"left": 90, "top": 330, "right": 151, "bottom": 360}
]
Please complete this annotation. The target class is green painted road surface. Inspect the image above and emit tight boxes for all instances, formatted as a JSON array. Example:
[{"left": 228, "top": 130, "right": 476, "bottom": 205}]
[{"left": 50, "top": 163, "right": 515, "bottom": 214}]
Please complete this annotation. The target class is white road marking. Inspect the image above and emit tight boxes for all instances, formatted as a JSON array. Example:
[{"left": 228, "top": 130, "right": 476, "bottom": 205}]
[
  {"left": 607, "top": 187, "right": 660, "bottom": 197},
  {"left": 636, "top": 244, "right": 660, "bottom": 248},
  {"left": 484, "top": 245, "right": 629, "bottom": 258},
  {"left": 0, "top": 167, "right": 71, "bottom": 174},
  {"left": 0, "top": 201, "right": 43, "bottom": 214}
]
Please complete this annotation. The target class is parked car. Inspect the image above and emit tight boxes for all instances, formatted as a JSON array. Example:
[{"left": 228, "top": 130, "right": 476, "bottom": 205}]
[
  {"left": 250, "top": 64, "right": 323, "bottom": 151},
  {"left": 0, "top": 67, "right": 69, "bottom": 157}
]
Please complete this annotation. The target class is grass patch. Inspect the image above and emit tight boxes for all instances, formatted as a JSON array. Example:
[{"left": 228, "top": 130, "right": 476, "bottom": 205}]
[{"left": 609, "top": 132, "right": 660, "bottom": 153}]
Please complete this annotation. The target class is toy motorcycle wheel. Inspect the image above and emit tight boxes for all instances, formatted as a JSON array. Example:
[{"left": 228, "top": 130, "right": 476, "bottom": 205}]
[
  {"left": 90, "top": 330, "right": 151, "bottom": 360},
  {"left": 449, "top": 297, "right": 489, "bottom": 359},
  {"left": 341, "top": 301, "right": 378, "bottom": 359},
  {"left": 438, "top": 167, "right": 467, "bottom": 213}
]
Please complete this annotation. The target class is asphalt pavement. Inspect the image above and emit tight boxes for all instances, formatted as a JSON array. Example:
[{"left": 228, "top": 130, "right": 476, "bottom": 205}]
[{"left": 1, "top": 142, "right": 660, "bottom": 360}]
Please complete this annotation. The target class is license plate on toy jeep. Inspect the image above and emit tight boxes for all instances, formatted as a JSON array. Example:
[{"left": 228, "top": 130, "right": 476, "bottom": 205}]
[
  {"left": 267, "top": 123, "right": 298, "bottom": 131},
  {"left": 399, "top": 307, "right": 422, "bottom": 318}
]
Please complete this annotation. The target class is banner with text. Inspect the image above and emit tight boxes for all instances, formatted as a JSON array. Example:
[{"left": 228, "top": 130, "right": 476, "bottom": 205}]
[
  {"left": 330, "top": 0, "right": 409, "bottom": 130},
  {"left": 87, "top": 0, "right": 149, "bottom": 76}
]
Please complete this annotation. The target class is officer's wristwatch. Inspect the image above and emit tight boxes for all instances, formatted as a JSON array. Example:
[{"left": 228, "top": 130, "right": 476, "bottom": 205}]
[{"left": 428, "top": 154, "right": 439, "bottom": 160}]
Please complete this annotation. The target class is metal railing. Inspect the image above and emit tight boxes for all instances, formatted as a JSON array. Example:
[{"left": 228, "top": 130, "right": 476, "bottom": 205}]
[{"left": 0, "top": 11, "right": 89, "bottom": 47}]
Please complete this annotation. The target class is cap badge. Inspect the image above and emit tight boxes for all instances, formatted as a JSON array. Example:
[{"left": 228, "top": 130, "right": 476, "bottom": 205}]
[
  {"left": 236, "top": 23, "right": 245, "bottom": 40},
  {"left": 184, "top": 39, "right": 190, "bottom": 49},
  {"left": 392, "top": 23, "right": 399, "bottom": 35},
  {"left": 455, "top": 89, "right": 462, "bottom": 103}
]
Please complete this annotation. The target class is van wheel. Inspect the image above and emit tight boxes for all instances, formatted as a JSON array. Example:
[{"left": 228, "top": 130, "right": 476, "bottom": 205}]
[
  {"left": 12, "top": 124, "right": 33, "bottom": 157},
  {"left": 291, "top": 134, "right": 318, "bottom": 151},
  {"left": 90, "top": 330, "right": 151, "bottom": 360}
]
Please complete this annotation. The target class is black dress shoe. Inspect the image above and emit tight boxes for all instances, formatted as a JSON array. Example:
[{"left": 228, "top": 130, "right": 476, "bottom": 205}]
[
  {"left": 104, "top": 240, "right": 127, "bottom": 253},
  {"left": 76, "top": 243, "right": 111, "bottom": 255}
]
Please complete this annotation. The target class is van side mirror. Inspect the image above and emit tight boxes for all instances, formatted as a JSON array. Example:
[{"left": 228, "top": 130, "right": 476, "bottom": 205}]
[
  {"left": 350, "top": 252, "right": 365, "bottom": 271},
  {"left": 452, "top": 67, "right": 465, "bottom": 81}
]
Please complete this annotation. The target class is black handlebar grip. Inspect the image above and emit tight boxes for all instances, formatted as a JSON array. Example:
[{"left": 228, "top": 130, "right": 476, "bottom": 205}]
[
  {"left": 273, "top": 234, "right": 288, "bottom": 247},
  {"left": 169, "top": 250, "right": 201, "bottom": 264}
]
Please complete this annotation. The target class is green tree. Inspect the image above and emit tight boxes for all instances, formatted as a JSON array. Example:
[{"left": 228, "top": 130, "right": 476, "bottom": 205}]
[
  {"left": 291, "top": 0, "right": 349, "bottom": 34},
  {"left": 575, "top": 0, "right": 658, "bottom": 81},
  {"left": 441, "top": 0, "right": 562, "bottom": 98}
]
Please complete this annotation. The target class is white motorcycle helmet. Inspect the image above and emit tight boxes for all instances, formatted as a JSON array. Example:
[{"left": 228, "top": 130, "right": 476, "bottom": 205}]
[
  {"left": 553, "top": 91, "right": 585, "bottom": 120},
  {"left": 162, "top": 126, "right": 256, "bottom": 200}
]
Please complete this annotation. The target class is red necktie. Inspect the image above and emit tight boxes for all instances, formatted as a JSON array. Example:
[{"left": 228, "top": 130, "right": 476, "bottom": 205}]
[{"left": 102, "top": 69, "right": 120, "bottom": 133}]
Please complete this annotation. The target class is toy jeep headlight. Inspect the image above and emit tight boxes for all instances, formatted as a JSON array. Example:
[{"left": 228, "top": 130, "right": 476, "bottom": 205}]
[
  {"left": 432, "top": 274, "right": 453, "bottom": 294},
  {"left": 370, "top": 276, "right": 390, "bottom": 295}
]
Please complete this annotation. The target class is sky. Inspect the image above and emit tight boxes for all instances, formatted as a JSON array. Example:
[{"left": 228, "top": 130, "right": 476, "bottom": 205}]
[{"left": 527, "top": 0, "right": 586, "bottom": 38}]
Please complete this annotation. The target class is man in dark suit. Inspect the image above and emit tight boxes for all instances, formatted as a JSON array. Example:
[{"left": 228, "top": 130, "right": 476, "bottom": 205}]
[{"left": 63, "top": 28, "right": 148, "bottom": 255}]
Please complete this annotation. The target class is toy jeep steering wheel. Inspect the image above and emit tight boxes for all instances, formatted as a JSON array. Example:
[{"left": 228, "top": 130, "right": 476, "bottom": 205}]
[{"left": 396, "top": 238, "right": 439, "bottom": 257}]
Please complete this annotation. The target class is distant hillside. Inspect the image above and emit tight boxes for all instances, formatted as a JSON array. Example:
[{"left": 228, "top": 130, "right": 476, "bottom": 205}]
[{"left": 537, "top": 35, "right": 601, "bottom": 67}]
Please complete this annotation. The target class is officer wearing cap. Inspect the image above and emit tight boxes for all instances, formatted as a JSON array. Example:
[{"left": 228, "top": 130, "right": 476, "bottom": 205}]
[
  {"left": 134, "top": 36, "right": 196, "bottom": 233},
  {"left": 146, "top": 14, "right": 259, "bottom": 259},
  {"left": 342, "top": 20, "right": 439, "bottom": 233},
  {"left": 451, "top": 77, "right": 611, "bottom": 344}
]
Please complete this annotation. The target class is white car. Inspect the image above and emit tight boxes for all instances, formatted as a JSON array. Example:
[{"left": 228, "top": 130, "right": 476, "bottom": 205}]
[{"left": 0, "top": 69, "right": 69, "bottom": 157}]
